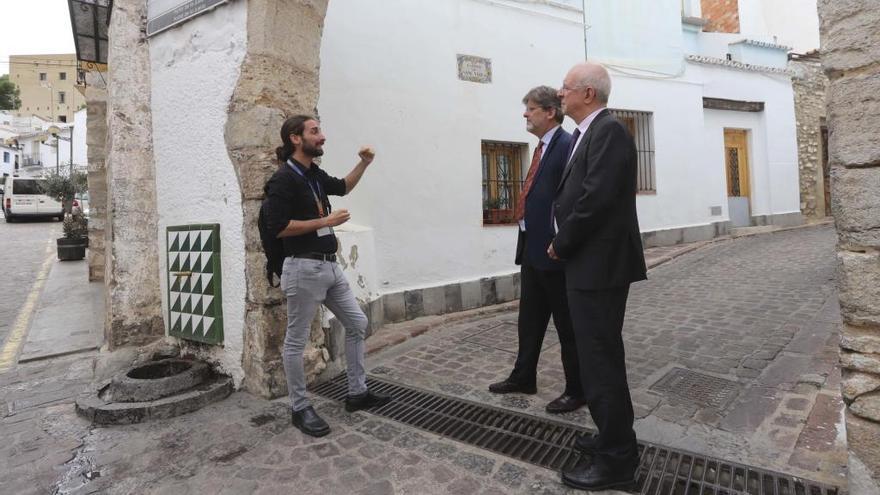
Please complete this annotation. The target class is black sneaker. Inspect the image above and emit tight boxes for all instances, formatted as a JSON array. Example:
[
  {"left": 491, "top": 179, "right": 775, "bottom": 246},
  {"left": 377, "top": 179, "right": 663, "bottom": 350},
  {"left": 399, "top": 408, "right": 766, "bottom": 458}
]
[
  {"left": 345, "top": 390, "right": 392, "bottom": 412},
  {"left": 291, "top": 406, "right": 330, "bottom": 437}
]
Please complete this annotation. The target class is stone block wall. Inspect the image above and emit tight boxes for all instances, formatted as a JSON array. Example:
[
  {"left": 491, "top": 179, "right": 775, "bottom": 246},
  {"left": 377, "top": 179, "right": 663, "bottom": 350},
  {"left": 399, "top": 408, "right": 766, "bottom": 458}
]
[
  {"left": 701, "top": 0, "right": 740, "bottom": 33},
  {"left": 818, "top": 0, "right": 880, "bottom": 491},
  {"left": 791, "top": 57, "right": 829, "bottom": 219},
  {"left": 84, "top": 71, "right": 107, "bottom": 282},
  {"left": 104, "top": 0, "right": 164, "bottom": 348},
  {"left": 227, "top": 0, "right": 330, "bottom": 399}
]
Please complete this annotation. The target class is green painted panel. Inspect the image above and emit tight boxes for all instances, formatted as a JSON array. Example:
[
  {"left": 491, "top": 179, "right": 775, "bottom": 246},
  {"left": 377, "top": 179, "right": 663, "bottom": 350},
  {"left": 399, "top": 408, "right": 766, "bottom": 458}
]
[{"left": 166, "top": 224, "right": 224, "bottom": 345}]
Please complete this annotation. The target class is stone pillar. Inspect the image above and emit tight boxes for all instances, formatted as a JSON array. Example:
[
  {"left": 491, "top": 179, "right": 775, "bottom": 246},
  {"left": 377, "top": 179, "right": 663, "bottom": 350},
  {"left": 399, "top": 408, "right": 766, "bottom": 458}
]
[
  {"left": 226, "top": 0, "right": 330, "bottom": 398},
  {"left": 790, "top": 56, "right": 829, "bottom": 219},
  {"left": 818, "top": 1, "right": 880, "bottom": 492},
  {"left": 104, "top": 0, "right": 164, "bottom": 348},
  {"left": 85, "top": 71, "right": 107, "bottom": 282}
]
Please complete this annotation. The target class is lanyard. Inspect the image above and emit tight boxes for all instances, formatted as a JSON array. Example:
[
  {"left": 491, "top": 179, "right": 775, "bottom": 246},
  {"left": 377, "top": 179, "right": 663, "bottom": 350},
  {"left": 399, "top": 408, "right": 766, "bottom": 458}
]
[{"left": 287, "top": 159, "right": 326, "bottom": 217}]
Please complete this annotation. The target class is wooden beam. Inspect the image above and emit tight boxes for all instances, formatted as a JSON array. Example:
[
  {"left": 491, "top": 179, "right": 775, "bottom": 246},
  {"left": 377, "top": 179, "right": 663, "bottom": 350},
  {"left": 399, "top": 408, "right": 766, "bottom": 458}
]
[{"left": 703, "top": 97, "right": 765, "bottom": 112}]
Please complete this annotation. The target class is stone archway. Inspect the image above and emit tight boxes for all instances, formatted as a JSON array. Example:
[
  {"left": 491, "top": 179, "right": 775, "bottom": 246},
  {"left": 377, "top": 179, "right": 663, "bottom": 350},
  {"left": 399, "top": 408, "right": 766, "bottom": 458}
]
[
  {"left": 819, "top": 1, "right": 880, "bottom": 492},
  {"left": 225, "top": 0, "right": 331, "bottom": 398}
]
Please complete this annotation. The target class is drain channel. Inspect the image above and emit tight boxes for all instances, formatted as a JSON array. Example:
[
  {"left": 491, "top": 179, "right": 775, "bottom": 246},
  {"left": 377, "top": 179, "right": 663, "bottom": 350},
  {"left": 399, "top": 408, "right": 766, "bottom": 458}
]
[{"left": 312, "top": 375, "right": 841, "bottom": 495}]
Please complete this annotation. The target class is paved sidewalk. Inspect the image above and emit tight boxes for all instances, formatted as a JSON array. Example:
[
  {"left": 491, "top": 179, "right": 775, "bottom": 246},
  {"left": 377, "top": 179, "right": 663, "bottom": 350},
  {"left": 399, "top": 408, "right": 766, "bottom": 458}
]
[
  {"left": 0, "top": 224, "right": 846, "bottom": 494},
  {"left": 20, "top": 258, "right": 103, "bottom": 362}
]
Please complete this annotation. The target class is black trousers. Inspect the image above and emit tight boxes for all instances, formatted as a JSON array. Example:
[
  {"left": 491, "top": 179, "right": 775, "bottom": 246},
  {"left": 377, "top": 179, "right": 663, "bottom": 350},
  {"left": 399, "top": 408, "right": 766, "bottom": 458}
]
[
  {"left": 568, "top": 285, "right": 637, "bottom": 465},
  {"left": 509, "top": 263, "right": 582, "bottom": 397}
]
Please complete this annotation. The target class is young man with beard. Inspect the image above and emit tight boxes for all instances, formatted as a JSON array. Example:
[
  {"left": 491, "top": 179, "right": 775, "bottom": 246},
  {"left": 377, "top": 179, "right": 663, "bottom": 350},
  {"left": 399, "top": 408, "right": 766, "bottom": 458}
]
[{"left": 264, "top": 115, "right": 391, "bottom": 437}]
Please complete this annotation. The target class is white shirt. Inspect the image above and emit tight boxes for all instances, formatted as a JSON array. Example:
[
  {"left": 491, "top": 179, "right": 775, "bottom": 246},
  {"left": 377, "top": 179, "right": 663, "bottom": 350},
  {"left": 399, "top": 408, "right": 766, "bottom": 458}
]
[
  {"left": 567, "top": 106, "right": 607, "bottom": 162},
  {"left": 540, "top": 125, "right": 560, "bottom": 157}
]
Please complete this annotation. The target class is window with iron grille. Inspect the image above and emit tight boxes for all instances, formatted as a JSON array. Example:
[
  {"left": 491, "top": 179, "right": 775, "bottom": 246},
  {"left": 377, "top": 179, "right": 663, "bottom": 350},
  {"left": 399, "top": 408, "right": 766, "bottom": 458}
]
[
  {"left": 482, "top": 141, "right": 526, "bottom": 225},
  {"left": 610, "top": 109, "right": 656, "bottom": 193}
]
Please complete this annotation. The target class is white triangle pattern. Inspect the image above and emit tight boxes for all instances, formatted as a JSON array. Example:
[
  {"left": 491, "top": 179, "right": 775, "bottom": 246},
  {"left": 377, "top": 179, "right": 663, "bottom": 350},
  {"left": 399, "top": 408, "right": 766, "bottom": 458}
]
[
  {"left": 202, "top": 274, "right": 213, "bottom": 292},
  {"left": 170, "top": 292, "right": 180, "bottom": 309},
  {"left": 182, "top": 313, "right": 192, "bottom": 330},
  {"left": 170, "top": 311, "right": 181, "bottom": 328},
  {"left": 201, "top": 252, "right": 212, "bottom": 270},
  {"left": 203, "top": 316, "right": 214, "bottom": 334},
  {"left": 169, "top": 232, "right": 179, "bottom": 249}
]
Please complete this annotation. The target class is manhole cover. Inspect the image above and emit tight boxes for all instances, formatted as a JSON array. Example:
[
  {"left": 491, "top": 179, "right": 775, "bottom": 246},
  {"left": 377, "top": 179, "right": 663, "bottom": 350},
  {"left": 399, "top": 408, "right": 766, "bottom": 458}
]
[
  {"left": 461, "top": 322, "right": 559, "bottom": 353},
  {"left": 649, "top": 368, "right": 740, "bottom": 409}
]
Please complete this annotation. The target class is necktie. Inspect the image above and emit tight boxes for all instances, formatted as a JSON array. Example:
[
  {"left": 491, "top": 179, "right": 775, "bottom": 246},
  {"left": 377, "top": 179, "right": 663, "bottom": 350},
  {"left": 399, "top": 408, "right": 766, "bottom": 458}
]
[
  {"left": 565, "top": 127, "right": 581, "bottom": 163},
  {"left": 515, "top": 142, "right": 544, "bottom": 221}
]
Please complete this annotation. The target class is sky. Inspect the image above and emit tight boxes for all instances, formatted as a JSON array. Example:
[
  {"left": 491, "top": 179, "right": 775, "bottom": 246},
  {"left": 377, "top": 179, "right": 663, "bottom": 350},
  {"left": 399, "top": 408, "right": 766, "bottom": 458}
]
[{"left": 0, "top": 0, "right": 76, "bottom": 76}]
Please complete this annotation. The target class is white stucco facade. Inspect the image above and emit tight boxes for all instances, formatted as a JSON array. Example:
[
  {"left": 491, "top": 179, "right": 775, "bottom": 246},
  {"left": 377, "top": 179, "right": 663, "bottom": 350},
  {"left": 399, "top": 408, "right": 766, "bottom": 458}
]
[
  {"left": 316, "top": 0, "right": 801, "bottom": 293},
  {"left": 148, "top": 0, "right": 247, "bottom": 384}
]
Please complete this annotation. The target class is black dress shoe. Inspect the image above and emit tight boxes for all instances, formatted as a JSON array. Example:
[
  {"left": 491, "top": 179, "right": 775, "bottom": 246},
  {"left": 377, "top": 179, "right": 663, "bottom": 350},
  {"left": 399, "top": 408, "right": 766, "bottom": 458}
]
[
  {"left": 345, "top": 390, "right": 392, "bottom": 412},
  {"left": 545, "top": 394, "right": 587, "bottom": 414},
  {"left": 488, "top": 379, "right": 537, "bottom": 395},
  {"left": 291, "top": 406, "right": 330, "bottom": 437},
  {"left": 572, "top": 433, "right": 598, "bottom": 455},
  {"left": 561, "top": 457, "right": 636, "bottom": 492}
]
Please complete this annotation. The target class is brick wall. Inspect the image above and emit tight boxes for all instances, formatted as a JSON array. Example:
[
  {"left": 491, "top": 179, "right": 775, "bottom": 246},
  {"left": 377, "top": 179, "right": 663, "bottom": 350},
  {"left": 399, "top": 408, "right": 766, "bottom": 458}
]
[{"left": 701, "top": 0, "right": 740, "bottom": 33}]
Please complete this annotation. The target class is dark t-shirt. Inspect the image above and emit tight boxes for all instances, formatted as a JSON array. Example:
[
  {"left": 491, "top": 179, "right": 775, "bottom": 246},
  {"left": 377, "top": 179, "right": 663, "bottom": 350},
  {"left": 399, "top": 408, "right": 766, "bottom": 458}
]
[{"left": 264, "top": 159, "right": 347, "bottom": 256}]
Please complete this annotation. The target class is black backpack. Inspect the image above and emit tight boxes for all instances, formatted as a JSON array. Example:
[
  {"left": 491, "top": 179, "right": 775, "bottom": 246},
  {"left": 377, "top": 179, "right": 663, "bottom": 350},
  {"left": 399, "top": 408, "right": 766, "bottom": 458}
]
[{"left": 258, "top": 199, "right": 284, "bottom": 288}]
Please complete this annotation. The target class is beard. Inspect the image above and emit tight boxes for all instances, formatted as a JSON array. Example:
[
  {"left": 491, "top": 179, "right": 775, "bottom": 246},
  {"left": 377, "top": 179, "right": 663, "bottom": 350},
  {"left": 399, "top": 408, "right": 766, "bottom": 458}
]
[{"left": 301, "top": 141, "right": 324, "bottom": 157}]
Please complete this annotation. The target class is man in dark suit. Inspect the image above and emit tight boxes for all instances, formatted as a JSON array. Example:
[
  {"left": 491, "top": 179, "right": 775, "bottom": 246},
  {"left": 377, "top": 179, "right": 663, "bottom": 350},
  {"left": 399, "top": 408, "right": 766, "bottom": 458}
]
[
  {"left": 488, "top": 86, "right": 585, "bottom": 414},
  {"left": 548, "top": 63, "right": 647, "bottom": 491}
]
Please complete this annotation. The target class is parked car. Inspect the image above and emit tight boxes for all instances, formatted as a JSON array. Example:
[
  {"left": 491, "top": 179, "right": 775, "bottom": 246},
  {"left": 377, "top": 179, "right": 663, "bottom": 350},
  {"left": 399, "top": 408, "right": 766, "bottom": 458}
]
[
  {"left": 72, "top": 192, "right": 90, "bottom": 218},
  {"left": 2, "top": 176, "right": 64, "bottom": 222}
]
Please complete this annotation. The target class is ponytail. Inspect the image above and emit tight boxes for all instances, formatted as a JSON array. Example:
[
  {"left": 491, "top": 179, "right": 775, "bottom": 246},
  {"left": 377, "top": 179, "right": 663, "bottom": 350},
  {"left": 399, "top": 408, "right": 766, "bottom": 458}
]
[{"left": 276, "top": 115, "right": 315, "bottom": 163}]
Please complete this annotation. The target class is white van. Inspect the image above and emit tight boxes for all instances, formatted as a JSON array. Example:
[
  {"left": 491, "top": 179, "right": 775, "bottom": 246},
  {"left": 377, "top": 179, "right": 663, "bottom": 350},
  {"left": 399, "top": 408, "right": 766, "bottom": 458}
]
[{"left": 2, "top": 176, "right": 63, "bottom": 222}]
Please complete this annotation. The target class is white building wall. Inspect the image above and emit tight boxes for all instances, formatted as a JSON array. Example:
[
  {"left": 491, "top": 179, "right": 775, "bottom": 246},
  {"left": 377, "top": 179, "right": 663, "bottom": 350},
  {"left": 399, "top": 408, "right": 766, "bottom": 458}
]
[
  {"left": 745, "top": 0, "right": 820, "bottom": 53},
  {"left": 316, "top": 0, "right": 800, "bottom": 294},
  {"left": 148, "top": 0, "right": 248, "bottom": 384},
  {"left": 697, "top": 63, "right": 800, "bottom": 218},
  {"left": 610, "top": 72, "right": 726, "bottom": 231},
  {"left": 318, "top": 0, "right": 585, "bottom": 293}
]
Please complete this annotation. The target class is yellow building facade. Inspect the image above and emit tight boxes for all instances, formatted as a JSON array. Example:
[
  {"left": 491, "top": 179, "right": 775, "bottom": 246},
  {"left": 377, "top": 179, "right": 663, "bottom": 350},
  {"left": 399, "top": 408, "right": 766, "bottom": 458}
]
[{"left": 9, "top": 54, "right": 85, "bottom": 123}]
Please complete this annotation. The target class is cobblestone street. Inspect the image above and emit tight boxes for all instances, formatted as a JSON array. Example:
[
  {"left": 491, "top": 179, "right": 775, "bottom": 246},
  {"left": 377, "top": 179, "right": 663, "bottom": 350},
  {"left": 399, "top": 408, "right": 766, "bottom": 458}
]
[{"left": 0, "top": 225, "right": 847, "bottom": 493}]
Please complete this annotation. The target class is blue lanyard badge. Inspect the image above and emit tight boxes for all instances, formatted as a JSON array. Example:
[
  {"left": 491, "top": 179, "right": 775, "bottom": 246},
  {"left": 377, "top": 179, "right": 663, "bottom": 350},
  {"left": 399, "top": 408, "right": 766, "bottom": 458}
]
[{"left": 287, "top": 159, "right": 326, "bottom": 215}]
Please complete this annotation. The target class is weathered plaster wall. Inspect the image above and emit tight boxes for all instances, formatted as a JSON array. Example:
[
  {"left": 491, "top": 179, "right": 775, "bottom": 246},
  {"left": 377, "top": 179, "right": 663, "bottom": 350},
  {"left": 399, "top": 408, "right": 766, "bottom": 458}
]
[
  {"left": 149, "top": 0, "right": 248, "bottom": 385},
  {"left": 104, "top": 0, "right": 164, "bottom": 348},
  {"left": 226, "top": 0, "right": 330, "bottom": 398},
  {"left": 818, "top": 0, "right": 880, "bottom": 492},
  {"left": 697, "top": 63, "right": 801, "bottom": 219},
  {"left": 790, "top": 58, "right": 828, "bottom": 219},
  {"left": 84, "top": 71, "right": 107, "bottom": 282}
]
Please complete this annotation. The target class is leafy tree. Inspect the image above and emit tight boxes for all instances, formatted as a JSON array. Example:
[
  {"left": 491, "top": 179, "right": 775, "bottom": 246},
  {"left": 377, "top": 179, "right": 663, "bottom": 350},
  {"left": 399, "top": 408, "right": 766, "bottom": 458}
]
[
  {"left": 0, "top": 74, "right": 21, "bottom": 110},
  {"left": 42, "top": 169, "right": 88, "bottom": 214}
]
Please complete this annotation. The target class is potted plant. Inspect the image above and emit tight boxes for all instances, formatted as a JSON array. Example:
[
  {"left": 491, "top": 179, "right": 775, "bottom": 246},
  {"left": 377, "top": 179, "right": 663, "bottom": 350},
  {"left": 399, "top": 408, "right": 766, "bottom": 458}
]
[
  {"left": 42, "top": 170, "right": 89, "bottom": 260},
  {"left": 57, "top": 214, "right": 87, "bottom": 261}
]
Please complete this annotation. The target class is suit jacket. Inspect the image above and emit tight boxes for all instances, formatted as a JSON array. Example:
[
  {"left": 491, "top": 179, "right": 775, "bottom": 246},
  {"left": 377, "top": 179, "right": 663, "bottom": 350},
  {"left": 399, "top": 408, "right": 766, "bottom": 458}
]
[
  {"left": 552, "top": 109, "right": 647, "bottom": 290},
  {"left": 515, "top": 127, "right": 571, "bottom": 271}
]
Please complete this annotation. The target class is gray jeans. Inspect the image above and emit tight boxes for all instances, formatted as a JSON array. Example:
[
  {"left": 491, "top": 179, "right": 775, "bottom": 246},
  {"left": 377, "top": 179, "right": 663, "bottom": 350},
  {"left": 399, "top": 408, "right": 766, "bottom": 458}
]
[{"left": 280, "top": 257, "right": 368, "bottom": 411}]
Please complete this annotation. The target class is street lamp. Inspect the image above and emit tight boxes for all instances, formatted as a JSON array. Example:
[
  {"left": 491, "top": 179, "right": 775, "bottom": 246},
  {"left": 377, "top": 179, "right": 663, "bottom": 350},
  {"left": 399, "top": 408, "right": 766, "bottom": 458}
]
[{"left": 46, "top": 125, "right": 74, "bottom": 176}]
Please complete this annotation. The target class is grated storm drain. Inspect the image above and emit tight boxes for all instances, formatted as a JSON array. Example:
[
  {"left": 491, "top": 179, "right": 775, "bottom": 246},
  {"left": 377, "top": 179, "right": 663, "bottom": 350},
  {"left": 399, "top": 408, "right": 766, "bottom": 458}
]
[
  {"left": 313, "top": 375, "right": 841, "bottom": 495},
  {"left": 650, "top": 368, "right": 741, "bottom": 410}
]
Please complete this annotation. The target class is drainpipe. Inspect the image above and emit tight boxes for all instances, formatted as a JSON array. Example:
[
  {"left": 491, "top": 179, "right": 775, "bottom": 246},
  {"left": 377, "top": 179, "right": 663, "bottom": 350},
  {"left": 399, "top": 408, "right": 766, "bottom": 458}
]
[{"left": 582, "top": 0, "right": 588, "bottom": 59}]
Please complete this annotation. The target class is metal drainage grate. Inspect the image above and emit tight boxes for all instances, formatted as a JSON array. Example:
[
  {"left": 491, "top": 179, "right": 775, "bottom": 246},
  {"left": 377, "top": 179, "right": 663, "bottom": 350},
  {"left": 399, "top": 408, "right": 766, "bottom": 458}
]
[
  {"left": 313, "top": 375, "right": 841, "bottom": 495},
  {"left": 650, "top": 368, "right": 741, "bottom": 410}
]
